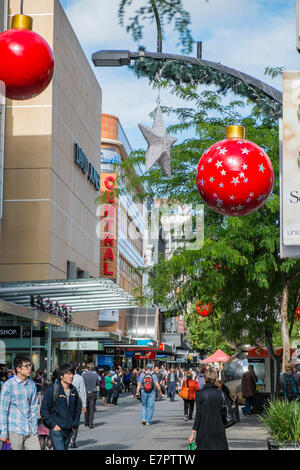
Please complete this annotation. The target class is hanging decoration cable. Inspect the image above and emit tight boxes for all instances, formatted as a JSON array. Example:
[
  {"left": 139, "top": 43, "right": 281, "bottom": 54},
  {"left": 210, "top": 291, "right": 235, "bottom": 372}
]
[{"left": 138, "top": 63, "right": 177, "bottom": 178}]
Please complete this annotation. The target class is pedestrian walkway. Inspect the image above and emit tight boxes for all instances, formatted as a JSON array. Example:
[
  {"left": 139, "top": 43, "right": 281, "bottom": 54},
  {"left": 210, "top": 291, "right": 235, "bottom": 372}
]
[{"left": 73, "top": 393, "right": 268, "bottom": 451}]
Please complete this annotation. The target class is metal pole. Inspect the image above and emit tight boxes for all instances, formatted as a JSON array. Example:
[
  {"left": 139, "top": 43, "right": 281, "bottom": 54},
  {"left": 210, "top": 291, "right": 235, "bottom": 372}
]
[
  {"left": 47, "top": 324, "right": 52, "bottom": 380},
  {"left": 197, "top": 41, "right": 202, "bottom": 59},
  {"left": 150, "top": 0, "right": 162, "bottom": 53},
  {"left": 29, "top": 320, "right": 33, "bottom": 362}
]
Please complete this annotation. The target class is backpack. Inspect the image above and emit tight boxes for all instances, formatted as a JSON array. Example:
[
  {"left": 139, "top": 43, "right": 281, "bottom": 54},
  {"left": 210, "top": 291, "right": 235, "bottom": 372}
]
[
  {"left": 39, "top": 383, "right": 60, "bottom": 429},
  {"left": 198, "top": 374, "right": 205, "bottom": 390},
  {"left": 283, "top": 374, "right": 298, "bottom": 398},
  {"left": 143, "top": 372, "right": 154, "bottom": 393}
]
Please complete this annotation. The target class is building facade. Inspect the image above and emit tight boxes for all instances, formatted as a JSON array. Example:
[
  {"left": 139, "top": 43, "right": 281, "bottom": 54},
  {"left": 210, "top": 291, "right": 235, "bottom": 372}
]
[
  {"left": 0, "top": 0, "right": 103, "bottom": 369},
  {"left": 98, "top": 114, "right": 148, "bottom": 368}
]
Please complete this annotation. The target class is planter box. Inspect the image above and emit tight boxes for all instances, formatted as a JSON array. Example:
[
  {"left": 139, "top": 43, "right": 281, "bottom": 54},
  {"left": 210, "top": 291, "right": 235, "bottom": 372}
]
[{"left": 267, "top": 438, "right": 300, "bottom": 450}]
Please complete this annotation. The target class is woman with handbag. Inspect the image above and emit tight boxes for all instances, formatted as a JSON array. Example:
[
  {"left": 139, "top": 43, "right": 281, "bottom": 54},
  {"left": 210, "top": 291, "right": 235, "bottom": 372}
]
[
  {"left": 188, "top": 369, "right": 228, "bottom": 450},
  {"left": 179, "top": 371, "right": 199, "bottom": 421}
]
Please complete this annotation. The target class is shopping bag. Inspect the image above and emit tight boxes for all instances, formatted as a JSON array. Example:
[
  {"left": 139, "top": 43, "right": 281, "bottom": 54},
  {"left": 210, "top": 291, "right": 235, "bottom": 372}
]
[
  {"left": 1, "top": 440, "right": 11, "bottom": 450},
  {"left": 178, "top": 383, "right": 189, "bottom": 400},
  {"left": 221, "top": 392, "right": 237, "bottom": 428},
  {"left": 187, "top": 442, "right": 195, "bottom": 450}
]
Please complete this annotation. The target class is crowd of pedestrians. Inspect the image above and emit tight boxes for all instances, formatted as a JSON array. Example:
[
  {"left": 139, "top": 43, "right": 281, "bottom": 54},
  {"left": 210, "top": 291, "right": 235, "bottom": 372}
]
[{"left": 0, "top": 357, "right": 299, "bottom": 451}]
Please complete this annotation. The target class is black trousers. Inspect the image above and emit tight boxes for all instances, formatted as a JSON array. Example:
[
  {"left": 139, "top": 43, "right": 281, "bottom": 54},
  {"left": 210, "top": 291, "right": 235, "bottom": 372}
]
[
  {"left": 112, "top": 385, "right": 120, "bottom": 404},
  {"left": 124, "top": 382, "right": 130, "bottom": 392},
  {"left": 184, "top": 399, "right": 195, "bottom": 419},
  {"left": 85, "top": 391, "right": 97, "bottom": 426}
]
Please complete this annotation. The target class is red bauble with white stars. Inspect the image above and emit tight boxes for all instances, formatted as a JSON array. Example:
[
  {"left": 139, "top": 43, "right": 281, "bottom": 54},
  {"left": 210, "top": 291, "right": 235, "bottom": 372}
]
[
  {"left": 196, "top": 126, "right": 274, "bottom": 216},
  {"left": 0, "top": 15, "right": 54, "bottom": 100}
]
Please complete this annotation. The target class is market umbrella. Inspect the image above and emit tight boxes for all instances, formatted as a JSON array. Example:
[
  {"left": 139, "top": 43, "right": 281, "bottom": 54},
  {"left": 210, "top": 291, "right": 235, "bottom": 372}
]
[{"left": 202, "top": 349, "right": 230, "bottom": 364}]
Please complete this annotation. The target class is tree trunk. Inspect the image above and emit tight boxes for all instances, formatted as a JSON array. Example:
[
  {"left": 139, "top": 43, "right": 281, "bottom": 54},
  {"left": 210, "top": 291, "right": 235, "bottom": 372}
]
[{"left": 280, "top": 283, "right": 290, "bottom": 372}]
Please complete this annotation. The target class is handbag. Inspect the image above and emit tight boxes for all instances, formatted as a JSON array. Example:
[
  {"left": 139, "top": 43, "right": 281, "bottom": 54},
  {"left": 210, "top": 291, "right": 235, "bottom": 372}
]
[
  {"left": 221, "top": 391, "right": 237, "bottom": 428},
  {"left": 178, "top": 382, "right": 189, "bottom": 400},
  {"left": 1, "top": 440, "right": 11, "bottom": 450},
  {"left": 187, "top": 442, "right": 195, "bottom": 450}
]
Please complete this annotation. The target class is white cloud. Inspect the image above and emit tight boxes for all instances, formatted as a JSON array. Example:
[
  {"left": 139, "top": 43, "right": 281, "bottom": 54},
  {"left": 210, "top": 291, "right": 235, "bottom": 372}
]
[{"left": 62, "top": 0, "right": 298, "bottom": 148}]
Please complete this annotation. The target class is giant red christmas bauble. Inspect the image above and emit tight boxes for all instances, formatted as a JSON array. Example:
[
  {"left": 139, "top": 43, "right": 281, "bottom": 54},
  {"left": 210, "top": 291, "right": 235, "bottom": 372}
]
[
  {"left": 0, "top": 15, "right": 54, "bottom": 100},
  {"left": 196, "top": 126, "right": 274, "bottom": 216}
]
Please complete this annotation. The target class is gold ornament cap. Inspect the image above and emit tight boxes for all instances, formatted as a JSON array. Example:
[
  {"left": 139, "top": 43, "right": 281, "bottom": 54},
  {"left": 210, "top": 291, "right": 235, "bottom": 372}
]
[
  {"left": 225, "top": 125, "right": 245, "bottom": 140},
  {"left": 11, "top": 14, "right": 33, "bottom": 30}
]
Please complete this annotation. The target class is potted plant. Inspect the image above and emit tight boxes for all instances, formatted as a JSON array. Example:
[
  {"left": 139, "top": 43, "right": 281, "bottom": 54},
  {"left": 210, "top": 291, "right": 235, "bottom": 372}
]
[{"left": 259, "top": 400, "right": 300, "bottom": 450}]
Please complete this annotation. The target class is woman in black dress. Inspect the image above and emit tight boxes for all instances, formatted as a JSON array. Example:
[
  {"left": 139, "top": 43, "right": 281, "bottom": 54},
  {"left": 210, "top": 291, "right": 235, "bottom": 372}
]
[{"left": 188, "top": 369, "right": 228, "bottom": 450}]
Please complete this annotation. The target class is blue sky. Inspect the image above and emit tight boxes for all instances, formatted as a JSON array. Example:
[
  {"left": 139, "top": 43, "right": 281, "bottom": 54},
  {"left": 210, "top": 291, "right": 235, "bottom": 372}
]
[{"left": 59, "top": 0, "right": 299, "bottom": 149}]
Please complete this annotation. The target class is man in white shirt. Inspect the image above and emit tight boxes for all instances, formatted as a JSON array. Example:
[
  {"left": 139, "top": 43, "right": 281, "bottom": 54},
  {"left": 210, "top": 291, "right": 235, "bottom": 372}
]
[{"left": 70, "top": 362, "right": 87, "bottom": 448}]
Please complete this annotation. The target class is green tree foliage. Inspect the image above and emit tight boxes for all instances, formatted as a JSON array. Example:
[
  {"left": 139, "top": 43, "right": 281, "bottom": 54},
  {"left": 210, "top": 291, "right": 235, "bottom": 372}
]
[
  {"left": 117, "top": 1, "right": 297, "bottom": 369},
  {"left": 120, "top": 82, "right": 300, "bottom": 369},
  {"left": 118, "top": 0, "right": 194, "bottom": 53},
  {"left": 185, "top": 313, "right": 235, "bottom": 356}
]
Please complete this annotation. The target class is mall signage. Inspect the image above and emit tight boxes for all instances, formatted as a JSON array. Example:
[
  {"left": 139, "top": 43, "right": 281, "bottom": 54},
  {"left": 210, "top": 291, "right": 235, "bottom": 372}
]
[
  {"left": 60, "top": 341, "right": 103, "bottom": 351},
  {"left": 74, "top": 143, "right": 100, "bottom": 191},
  {"left": 0, "top": 326, "right": 21, "bottom": 338},
  {"left": 100, "top": 174, "right": 118, "bottom": 277},
  {"left": 280, "top": 72, "right": 300, "bottom": 257},
  {"left": 101, "top": 148, "right": 121, "bottom": 172}
]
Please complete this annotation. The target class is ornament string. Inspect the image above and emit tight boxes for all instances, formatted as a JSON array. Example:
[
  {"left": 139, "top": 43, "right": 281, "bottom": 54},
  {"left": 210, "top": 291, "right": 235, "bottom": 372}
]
[
  {"left": 194, "top": 57, "right": 278, "bottom": 117},
  {"left": 20, "top": 0, "right": 24, "bottom": 15}
]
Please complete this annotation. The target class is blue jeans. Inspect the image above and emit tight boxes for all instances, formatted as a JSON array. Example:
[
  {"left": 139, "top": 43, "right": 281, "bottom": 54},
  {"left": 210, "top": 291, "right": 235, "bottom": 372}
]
[
  {"left": 49, "top": 429, "right": 73, "bottom": 450},
  {"left": 242, "top": 396, "right": 255, "bottom": 415},
  {"left": 168, "top": 382, "right": 176, "bottom": 401},
  {"left": 141, "top": 390, "right": 156, "bottom": 424},
  {"left": 106, "top": 388, "right": 113, "bottom": 404}
]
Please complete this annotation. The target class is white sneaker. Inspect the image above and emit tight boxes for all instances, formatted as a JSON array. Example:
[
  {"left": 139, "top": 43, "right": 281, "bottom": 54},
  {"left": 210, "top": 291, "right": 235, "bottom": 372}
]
[
  {"left": 184, "top": 416, "right": 188, "bottom": 421},
  {"left": 145, "top": 422, "right": 150, "bottom": 426}
]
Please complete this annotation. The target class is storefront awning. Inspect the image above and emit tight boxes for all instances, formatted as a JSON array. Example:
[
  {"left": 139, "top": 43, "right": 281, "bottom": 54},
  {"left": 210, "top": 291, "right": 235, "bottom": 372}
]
[
  {"left": 0, "top": 299, "right": 62, "bottom": 326},
  {"left": 0, "top": 278, "right": 138, "bottom": 312}
]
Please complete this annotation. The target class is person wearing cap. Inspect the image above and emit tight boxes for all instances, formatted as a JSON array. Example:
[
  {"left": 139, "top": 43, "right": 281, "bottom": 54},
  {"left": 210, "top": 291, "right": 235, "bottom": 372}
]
[{"left": 136, "top": 364, "right": 162, "bottom": 426}]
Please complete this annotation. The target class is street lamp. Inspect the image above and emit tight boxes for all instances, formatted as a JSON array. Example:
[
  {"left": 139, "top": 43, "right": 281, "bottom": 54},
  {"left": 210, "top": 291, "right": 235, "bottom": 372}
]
[
  {"left": 93, "top": 50, "right": 132, "bottom": 67},
  {"left": 92, "top": 48, "right": 282, "bottom": 106}
]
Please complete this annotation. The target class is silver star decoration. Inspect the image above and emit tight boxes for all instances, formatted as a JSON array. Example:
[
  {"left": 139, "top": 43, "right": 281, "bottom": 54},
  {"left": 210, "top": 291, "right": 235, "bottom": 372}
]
[{"left": 138, "top": 105, "right": 177, "bottom": 178}]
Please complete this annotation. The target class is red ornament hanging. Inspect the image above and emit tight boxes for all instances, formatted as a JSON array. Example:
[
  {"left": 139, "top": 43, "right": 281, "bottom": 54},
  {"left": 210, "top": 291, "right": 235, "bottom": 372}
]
[
  {"left": 295, "top": 305, "right": 300, "bottom": 321},
  {"left": 0, "top": 14, "right": 54, "bottom": 100},
  {"left": 195, "top": 301, "right": 212, "bottom": 317},
  {"left": 196, "top": 125, "right": 274, "bottom": 216}
]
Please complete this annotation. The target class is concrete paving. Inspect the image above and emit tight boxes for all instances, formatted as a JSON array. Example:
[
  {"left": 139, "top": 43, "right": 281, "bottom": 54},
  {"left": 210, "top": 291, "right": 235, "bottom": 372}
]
[{"left": 73, "top": 392, "right": 268, "bottom": 451}]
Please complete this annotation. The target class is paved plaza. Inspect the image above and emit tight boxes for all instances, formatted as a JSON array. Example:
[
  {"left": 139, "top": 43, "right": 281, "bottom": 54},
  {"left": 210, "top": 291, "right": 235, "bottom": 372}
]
[{"left": 73, "top": 392, "right": 268, "bottom": 451}]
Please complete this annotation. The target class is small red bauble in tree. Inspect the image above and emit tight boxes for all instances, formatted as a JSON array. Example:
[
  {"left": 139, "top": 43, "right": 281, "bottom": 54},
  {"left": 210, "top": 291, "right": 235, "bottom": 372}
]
[
  {"left": 295, "top": 305, "right": 300, "bottom": 321},
  {"left": 195, "top": 301, "right": 212, "bottom": 317},
  {"left": 196, "top": 125, "right": 274, "bottom": 216},
  {"left": 0, "top": 14, "right": 54, "bottom": 100}
]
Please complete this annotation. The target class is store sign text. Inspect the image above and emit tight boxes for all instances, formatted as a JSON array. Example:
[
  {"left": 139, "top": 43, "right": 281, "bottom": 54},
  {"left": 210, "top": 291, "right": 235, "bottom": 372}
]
[
  {"left": 103, "top": 176, "right": 116, "bottom": 276},
  {"left": 0, "top": 327, "right": 21, "bottom": 338},
  {"left": 74, "top": 143, "right": 100, "bottom": 191}
]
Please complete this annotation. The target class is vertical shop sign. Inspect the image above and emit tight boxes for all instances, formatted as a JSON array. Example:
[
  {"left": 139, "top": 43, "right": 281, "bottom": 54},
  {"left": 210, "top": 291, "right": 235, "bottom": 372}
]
[
  {"left": 281, "top": 72, "right": 300, "bottom": 257},
  {"left": 100, "top": 172, "right": 118, "bottom": 278}
]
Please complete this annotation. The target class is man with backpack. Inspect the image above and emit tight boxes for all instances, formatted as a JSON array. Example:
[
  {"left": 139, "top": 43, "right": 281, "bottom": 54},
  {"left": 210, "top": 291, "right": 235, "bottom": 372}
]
[
  {"left": 136, "top": 363, "right": 162, "bottom": 426},
  {"left": 41, "top": 363, "right": 82, "bottom": 450},
  {"left": 197, "top": 366, "right": 206, "bottom": 390},
  {"left": 280, "top": 363, "right": 300, "bottom": 402}
]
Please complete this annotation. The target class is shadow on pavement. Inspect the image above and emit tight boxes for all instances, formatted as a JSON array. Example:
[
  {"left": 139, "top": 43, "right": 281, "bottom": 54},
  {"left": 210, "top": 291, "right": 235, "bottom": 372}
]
[
  {"left": 229, "top": 440, "right": 267, "bottom": 449},
  {"left": 76, "top": 439, "right": 98, "bottom": 447},
  {"left": 79, "top": 444, "right": 130, "bottom": 451}
]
